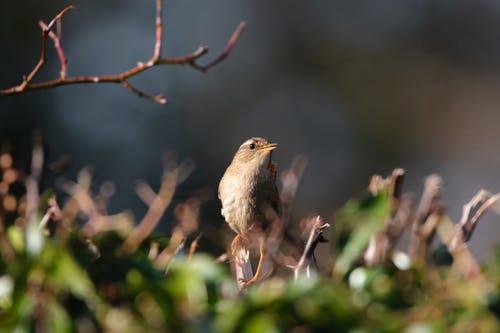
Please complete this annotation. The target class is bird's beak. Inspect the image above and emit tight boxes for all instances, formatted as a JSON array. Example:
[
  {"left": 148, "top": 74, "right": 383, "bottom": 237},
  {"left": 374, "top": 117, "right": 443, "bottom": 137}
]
[{"left": 258, "top": 143, "right": 278, "bottom": 152}]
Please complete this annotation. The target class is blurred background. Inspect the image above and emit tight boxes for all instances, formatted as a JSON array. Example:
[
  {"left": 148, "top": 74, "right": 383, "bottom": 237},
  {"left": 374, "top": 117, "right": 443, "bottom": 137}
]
[{"left": 1, "top": 0, "right": 500, "bottom": 259}]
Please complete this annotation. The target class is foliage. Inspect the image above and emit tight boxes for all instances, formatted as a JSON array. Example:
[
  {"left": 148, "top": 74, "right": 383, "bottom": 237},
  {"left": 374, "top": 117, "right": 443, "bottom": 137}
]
[{"left": 0, "top": 158, "right": 498, "bottom": 333}]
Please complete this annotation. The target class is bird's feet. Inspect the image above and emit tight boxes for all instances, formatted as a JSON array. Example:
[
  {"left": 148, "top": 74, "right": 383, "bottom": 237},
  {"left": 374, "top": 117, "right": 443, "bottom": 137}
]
[
  {"left": 238, "top": 276, "right": 258, "bottom": 288},
  {"left": 230, "top": 234, "right": 244, "bottom": 257}
]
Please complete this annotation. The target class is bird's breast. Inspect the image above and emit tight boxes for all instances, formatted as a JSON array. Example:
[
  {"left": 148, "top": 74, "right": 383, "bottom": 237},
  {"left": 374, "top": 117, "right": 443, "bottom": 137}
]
[
  {"left": 219, "top": 160, "right": 278, "bottom": 235},
  {"left": 221, "top": 194, "right": 254, "bottom": 235},
  {"left": 219, "top": 169, "right": 263, "bottom": 235}
]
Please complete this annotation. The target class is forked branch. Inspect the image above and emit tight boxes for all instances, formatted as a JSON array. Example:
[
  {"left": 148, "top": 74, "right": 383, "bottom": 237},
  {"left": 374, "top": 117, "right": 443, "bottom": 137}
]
[
  {"left": 1, "top": 1, "right": 246, "bottom": 104},
  {"left": 294, "top": 216, "right": 329, "bottom": 279},
  {"left": 449, "top": 190, "right": 500, "bottom": 252}
]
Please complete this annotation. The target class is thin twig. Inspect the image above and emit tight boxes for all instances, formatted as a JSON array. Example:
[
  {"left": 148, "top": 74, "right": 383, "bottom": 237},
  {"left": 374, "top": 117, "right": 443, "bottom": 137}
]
[
  {"left": 135, "top": 181, "right": 157, "bottom": 206},
  {"left": 151, "top": 0, "right": 163, "bottom": 63},
  {"left": 365, "top": 169, "right": 415, "bottom": 266},
  {"left": 437, "top": 215, "right": 483, "bottom": 281},
  {"left": 294, "top": 216, "right": 329, "bottom": 280},
  {"left": 1, "top": 3, "right": 246, "bottom": 104},
  {"left": 364, "top": 169, "right": 413, "bottom": 266},
  {"left": 122, "top": 166, "right": 178, "bottom": 253},
  {"left": 40, "top": 21, "right": 68, "bottom": 79},
  {"left": 450, "top": 190, "right": 500, "bottom": 251},
  {"left": 188, "top": 232, "right": 203, "bottom": 259},
  {"left": 62, "top": 168, "right": 133, "bottom": 236},
  {"left": 148, "top": 241, "right": 159, "bottom": 260},
  {"left": 46, "top": 5, "right": 75, "bottom": 31},
  {"left": 189, "top": 21, "right": 247, "bottom": 72},
  {"left": 385, "top": 194, "right": 414, "bottom": 247},
  {"left": 436, "top": 190, "right": 500, "bottom": 282},
  {"left": 121, "top": 80, "right": 167, "bottom": 104},
  {"left": 409, "top": 175, "right": 442, "bottom": 264},
  {"left": 390, "top": 168, "right": 405, "bottom": 202},
  {"left": 460, "top": 191, "right": 500, "bottom": 242},
  {"left": 154, "top": 229, "right": 185, "bottom": 269},
  {"left": 39, "top": 196, "right": 62, "bottom": 230},
  {"left": 17, "top": 6, "right": 74, "bottom": 91}
]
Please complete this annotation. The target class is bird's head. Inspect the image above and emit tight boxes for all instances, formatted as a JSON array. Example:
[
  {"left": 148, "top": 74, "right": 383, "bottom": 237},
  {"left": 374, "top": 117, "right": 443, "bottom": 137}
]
[{"left": 231, "top": 137, "right": 278, "bottom": 167}]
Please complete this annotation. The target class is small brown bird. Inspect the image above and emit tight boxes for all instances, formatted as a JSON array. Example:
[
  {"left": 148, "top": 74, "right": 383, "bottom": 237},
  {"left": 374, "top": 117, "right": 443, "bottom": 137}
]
[{"left": 218, "top": 137, "right": 280, "bottom": 285}]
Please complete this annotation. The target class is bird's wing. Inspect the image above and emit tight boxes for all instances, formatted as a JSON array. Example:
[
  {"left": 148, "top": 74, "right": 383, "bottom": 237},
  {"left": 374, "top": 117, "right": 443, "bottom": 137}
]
[
  {"left": 271, "top": 182, "right": 282, "bottom": 215},
  {"left": 268, "top": 161, "right": 278, "bottom": 182},
  {"left": 218, "top": 174, "right": 236, "bottom": 211}
]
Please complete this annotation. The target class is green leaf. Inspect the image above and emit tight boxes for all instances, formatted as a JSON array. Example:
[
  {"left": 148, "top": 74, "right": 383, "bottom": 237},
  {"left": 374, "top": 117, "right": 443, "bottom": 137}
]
[
  {"left": 42, "top": 243, "right": 105, "bottom": 317},
  {"left": 242, "top": 313, "right": 279, "bottom": 333},
  {"left": 45, "top": 300, "right": 72, "bottom": 333},
  {"left": 7, "top": 226, "right": 24, "bottom": 253},
  {"left": 334, "top": 192, "right": 391, "bottom": 277}
]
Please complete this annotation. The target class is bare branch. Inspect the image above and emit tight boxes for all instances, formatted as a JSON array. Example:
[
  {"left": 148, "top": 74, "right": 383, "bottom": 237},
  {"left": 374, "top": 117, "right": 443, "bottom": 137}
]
[
  {"left": 294, "top": 216, "right": 329, "bottom": 280},
  {"left": 437, "top": 215, "right": 484, "bottom": 281},
  {"left": 409, "top": 174, "right": 442, "bottom": 264},
  {"left": 39, "top": 21, "right": 68, "bottom": 79},
  {"left": 122, "top": 165, "right": 178, "bottom": 253},
  {"left": 135, "top": 181, "right": 157, "bottom": 206},
  {"left": 148, "top": 241, "right": 159, "bottom": 260},
  {"left": 368, "top": 168, "right": 405, "bottom": 200},
  {"left": 15, "top": 6, "right": 74, "bottom": 92},
  {"left": 188, "top": 233, "right": 203, "bottom": 259},
  {"left": 364, "top": 169, "right": 413, "bottom": 266},
  {"left": 154, "top": 229, "right": 185, "bottom": 269},
  {"left": 385, "top": 194, "right": 414, "bottom": 247},
  {"left": 39, "top": 196, "right": 63, "bottom": 231},
  {"left": 189, "top": 21, "right": 247, "bottom": 72},
  {"left": 46, "top": 5, "right": 75, "bottom": 31},
  {"left": 121, "top": 80, "right": 167, "bottom": 104},
  {"left": 390, "top": 168, "right": 405, "bottom": 201},
  {"left": 1, "top": 3, "right": 245, "bottom": 104},
  {"left": 450, "top": 190, "right": 500, "bottom": 251},
  {"left": 151, "top": 0, "right": 163, "bottom": 63},
  {"left": 64, "top": 169, "right": 133, "bottom": 236}
]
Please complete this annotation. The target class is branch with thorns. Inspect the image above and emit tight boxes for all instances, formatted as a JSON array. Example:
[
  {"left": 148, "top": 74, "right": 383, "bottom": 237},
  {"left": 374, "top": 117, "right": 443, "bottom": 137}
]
[{"left": 1, "top": 1, "right": 246, "bottom": 104}]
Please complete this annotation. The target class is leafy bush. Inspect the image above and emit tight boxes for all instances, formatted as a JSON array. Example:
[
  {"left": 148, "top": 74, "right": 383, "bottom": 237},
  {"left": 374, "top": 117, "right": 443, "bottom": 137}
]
[{"left": 0, "top": 153, "right": 498, "bottom": 333}]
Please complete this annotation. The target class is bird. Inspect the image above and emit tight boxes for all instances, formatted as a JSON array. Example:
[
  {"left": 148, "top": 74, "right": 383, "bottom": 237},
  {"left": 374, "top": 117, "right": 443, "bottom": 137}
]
[{"left": 218, "top": 137, "right": 280, "bottom": 285}]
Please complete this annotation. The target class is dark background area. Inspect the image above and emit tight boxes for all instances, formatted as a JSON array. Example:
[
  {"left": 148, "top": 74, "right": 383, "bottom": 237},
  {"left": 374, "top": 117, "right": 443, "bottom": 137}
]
[{"left": 1, "top": 0, "right": 500, "bottom": 258}]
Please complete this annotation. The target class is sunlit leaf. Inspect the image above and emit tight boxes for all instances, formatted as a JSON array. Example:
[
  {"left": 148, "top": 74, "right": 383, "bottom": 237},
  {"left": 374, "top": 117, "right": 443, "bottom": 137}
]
[
  {"left": 46, "top": 300, "right": 72, "bottom": 333},
  {"left": 334, "top": 192, "right": 391, "bottom": 276},
  {"left": 7, "top": 226, "right": 24, "bottom": 253}
]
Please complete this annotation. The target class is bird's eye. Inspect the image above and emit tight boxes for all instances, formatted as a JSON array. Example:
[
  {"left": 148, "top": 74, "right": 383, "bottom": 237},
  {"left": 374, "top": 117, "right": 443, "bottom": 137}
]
[{"left": 249, "top": 143, "right": 256, "bottom": 150}]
